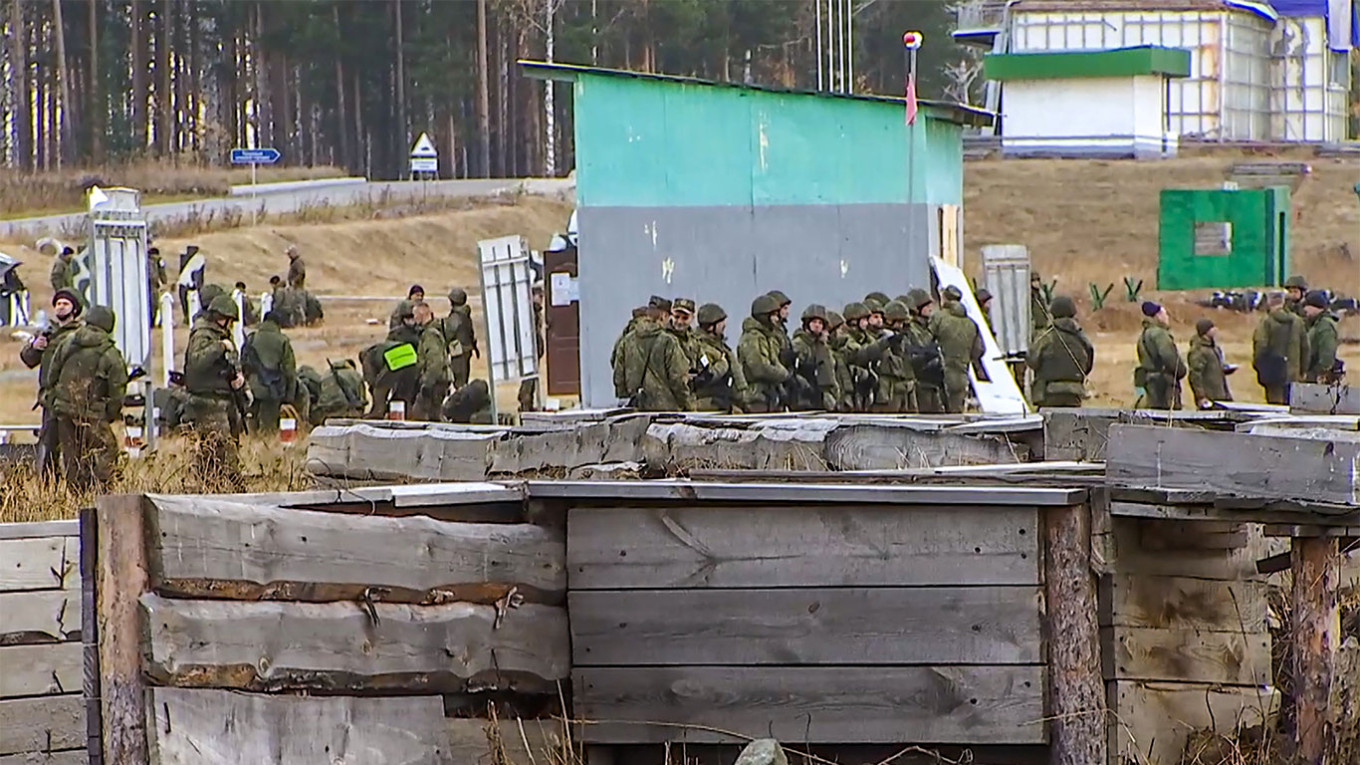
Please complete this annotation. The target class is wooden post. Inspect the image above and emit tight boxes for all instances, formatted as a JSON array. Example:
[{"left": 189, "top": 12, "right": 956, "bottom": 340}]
[
  {"left": 1044, "top": 502, "right": 1107, "bottom": 765},
  {"left": 97, "top": 495, "right": 150, "bottom": 765},
  {"left": 80, "top": 506, "right": 104, "bottom": 765},
  {"left": 1292, "top": 537, "right": 1339, "bottom": 765}
]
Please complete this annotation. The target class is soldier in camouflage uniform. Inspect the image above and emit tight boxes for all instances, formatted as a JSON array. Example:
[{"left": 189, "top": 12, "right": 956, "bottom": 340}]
[
  {"left": 286, "top": 245, "right": 307, "bottom": 290},
  {"left": 389, "top": 285, "right": 425, "bottom": 330},
  {"left": 864, "top": 292, "right": 890, "bottom": 310},
  {"left": 50, "top": 247, "right": 75, "bottom": 292},
  {"left": 872, "top": 300, "right": 918, "bottom": 413},
  {"left": 363, "top": 304, "right": 422, "bottom": 417},
  {"left": 48, "top": 305, "right": 127, "bottom": 491},
  {"left": 904, "top": 289, "right": 944, "bottom": 414},
  {"left": 241, "top": 311, "right": 298, "bottom": 433},
  {"left": 517, "top": 283, "right": 545, "bottom": 413},
  {"left": 619, "top": 295, "right": 693, "bottom": 411},
  {"left": 934, "top": 286, "right": 984, "bottom": 413},
  {"left": 692, "top": 303, "right": 745, "bottom": 413},
  {"left": 669, "top": 298, "right": 700, "bottom": 370},
  {"left": 413, "top": 302, "right": 452, "bottom": 421},
  {"left": 738, "top": 294, "right": 791, "bottom": 413},
  {"left": 441, "top": 287, "right": 479, "bottom": 389},
  {"left": 610, "top": 306, "right": 649, "bottom": 383},
  {"left": 301, "top": 360, "right": 368, "bottom": 426},
  {"left": 443, "top": 379, "right": 495, "bottom": 424},
  {"left": 20, "top": 288, "right": 85, "bottom": 476},
  {"left": 1187, "top": 318, "right": 1232, "bottom": 409},
  {"left": 184, "top": 295, "right": 247, "bottom": 489},
  {"left": 767, "top": 290, "right": 794, "bottom": 361},
  {"left": 197, "top": 283, "right": 228, "bottom": 320},
  {"left": 790, "top": 304, "right": 839, "bottom": 411},
  {"left": 1284, "top": 275, "right": 1308, "bottom": 316},
  {"left": 1031, "top": 271, "right": 1052, "bottom": 338},
  {"left": 1136, "top": 301, "right": 1187, "bottom": 410},
  {"left": 1303, "top": 290, "right": 1341, "bottom": 384},
  {"left": 839, "top": 302, "right": 878, "bottom": 412},
  {"left": 1027, "top": 295, "right": 1094, "bottom": 408},
  {"left": 826, "top": 309, "right": 854, "bottom": 413},
  {"left": 1252, "top": 291, "right": 1307, "bottom": 405}
]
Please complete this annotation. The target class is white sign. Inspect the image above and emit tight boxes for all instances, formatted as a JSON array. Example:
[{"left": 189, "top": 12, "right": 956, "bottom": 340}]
[
  {"left": 549, "top": 271, "right": 578, "bottom": 307},
  {"left": 410, "top": 132, "right": 438, "bottom": 158},
  {"left": 409, "top": 157, "right": 438, "bottom": 173},
  {"left": 931, "top": 256, "right": 1031, "bottom": 415},
  {"left": 477, "top": 235, "right": 538, "bottom": 384}
]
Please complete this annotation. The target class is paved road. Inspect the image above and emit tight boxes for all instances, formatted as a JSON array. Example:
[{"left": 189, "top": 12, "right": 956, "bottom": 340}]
[{"left": 0, "top": 178, "right": 574, "bottom": 240}]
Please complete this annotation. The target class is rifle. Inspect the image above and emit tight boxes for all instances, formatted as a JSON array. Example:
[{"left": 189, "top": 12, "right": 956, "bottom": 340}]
[{"left": 216, "top": 353, "right": 250, "bottom": 435}]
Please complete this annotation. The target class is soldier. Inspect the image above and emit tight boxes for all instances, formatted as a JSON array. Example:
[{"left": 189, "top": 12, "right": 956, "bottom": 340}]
[
  {"left": 1136, "top": 301, "right": 1187, "bottom": 410},
  {"left": 286, "top": 245, "right": 306, "bottom": 290},
  {"left": 738, "top": 294, "right": 791, "bottom": 413},
  {"left": 441, "top": 287, "right": 479, "bottom": 389},
  {"left": 20, "top": 288, "right": 85, "bottom": 475},
  {"left": 1252, "top": 291, "right": 1307, "bottom": 405},
  {"left": 267, "top": 276, "right": 288, "bottom": 325},
  {"left": 610, "top": 306, "right": 649, "bottom": 385},
  {"left": 670, "top": 298, "right": 700, "bottom": 369},
  {"left": 303, "top": 359, "right": 368, "bottom": 426},
  {"left": 1284, "top": 275, "right": 1308, "bottom": 316},
  {"left": 874, "top": 300, "right": 918, "bottom": 413},
  {"left": 241, "top": 311, "right": 297, "bottom": 432},
  {"left": 615, "top": 297, "right": 670, "bottom": 399},
  {"left": 147, "top": 246, "right": 167, "bottom": 328},
  {"left": 826, "top": 309, "right": 854, "bottom": 413},
  {"left": 934, "top": 285, "right": 984, "bottom": 413},
  {"left": 904, "top": 289, "right": 944, "bottom": 413},
  {"left": 840, "top": 302, "right": 877, "bottom": 412},
  {"left": 864, "top": 291, "right": 890, "bottom": 309},
  {"left": 790, "top": 304, "right": 839, "bottom": 411},
  {"left": 767, "top": 290, "right": 794, "bottom": 360},
  {"left": 50, "top": 246, "right": 75, "bottom": 292},
  {"left": 362, "top": 303, "right": 421, "bottom": 417},
  {"left": 389, "top": 284, "right": 425, "bottom": 330},
  {"left": 184, "top": 295, "right": 247, "bottom": 489},
  {"left": 976, "top": 288, "right": 994, "bottom": 331},
  {"left": 1027, "top": 295, "right": 1093, "bottom": 408},
  {"left": 866, "top": 301, "right": 886, "bottom": 332},
  {"left": 518, "top": 282, "right": 545, "bottom": 413},
  {"left": 621, "top": 295, "right": 693, "bottom": 411},
  {"left": 1188, "top": 318, "right": 1233, "bottom": 409},
  {"left": 197, "top": 283, "right": 227, "bottom": 320},
  {"left": 443, "top": 379, "right": 494, "bottom": 424},
  {"left": 1303, "top": 290, "right": 1341, "bottom": 384},
  {"left": 1031, "top": 271, "right": 1052, "bottom": 337},
  {"left": 413, "top": 302, "right": 452, "bottom": 421},
  {"left": 690, "top": 304, "right": 741, "bottom": 412},
  {"left": 234, "top": 282, "right": 259, "bottom": 326},
  {"left": 48, "top": 305, "right": 127, "bottom": 491}
]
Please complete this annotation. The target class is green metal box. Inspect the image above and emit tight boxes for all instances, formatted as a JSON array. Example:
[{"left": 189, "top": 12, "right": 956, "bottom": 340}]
[{"left": 1157, "top": 187, "right": 1290, "bottom": 291}]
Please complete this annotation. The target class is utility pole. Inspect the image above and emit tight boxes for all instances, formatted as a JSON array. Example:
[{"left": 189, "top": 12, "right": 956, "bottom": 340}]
[
  {"left": 476, "top": 0, "right": 491, "bottom": 177},
  {"left": 544, "top": 0, "right": 557, "bottom": 177}
]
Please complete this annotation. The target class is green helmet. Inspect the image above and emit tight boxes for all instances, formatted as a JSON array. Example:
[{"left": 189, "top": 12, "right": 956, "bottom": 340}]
[
  {"left": 883, "top": 300, "right": 911, "bottom": 322},
  {"left": 697, "top": 303, "right": 727, "bottom": 326},
  {"left": 907, "top": 288, "right": 933, "bottom": 310},
  {"left": 942, "top": 285, "right": 963, "bottom": 302},
  {"left": 207, "top": 294, "right": 239, "bottom": 321},
  {"left": 448, "top": 287, "right": 468, "bottom": 306},
  {"left": 843, "top": 302, "right": 870, "bottom": 321},
  {"left": 751, "top": 293, "right": 780, "bottom": 318},
  {"left": 85, "top": 305, "right": 116, "bottom": 333},
  {"left": 1049, "top": 295, "right": 1077, "bottom": 319},
  {"left": 1284, "top": 275, "right": 1308, "bottom": 290},
  {"left": 864, "top": 297, "right": 884, "bottom": 313},
  {"left": 865, "top": 291, "right": 890, "bottom": 306},
  {"left": 826, "top": 310, "right": 844, "bottom": 329},
  {"left": 893, "top": 294, "right": 912, "bottom": 306},
  {"left": 801, "top": 303, "right": 828, "bottom": 324},
  {"left": 767, "top": 290, "right": 791, "bottom": 307}
]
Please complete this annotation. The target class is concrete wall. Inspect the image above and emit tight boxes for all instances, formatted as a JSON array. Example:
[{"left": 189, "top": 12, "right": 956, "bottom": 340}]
[{"left": 1003, "top": 76, "right": 1175, "bottom": 157}]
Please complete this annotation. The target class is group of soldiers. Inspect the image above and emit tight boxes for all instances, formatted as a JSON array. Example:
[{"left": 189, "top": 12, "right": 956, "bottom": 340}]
[
  {"left": 1133, "top": 274, "right": 1342, "bottom": 410},
  {"left": 608, "top": 286, "right": 991, "bottom": 414}
]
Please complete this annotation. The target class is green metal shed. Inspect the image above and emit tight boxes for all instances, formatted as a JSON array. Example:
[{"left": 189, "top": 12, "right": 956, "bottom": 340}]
[{"left": 1158, "top": 187, "right": 1291, "bottom": 291}]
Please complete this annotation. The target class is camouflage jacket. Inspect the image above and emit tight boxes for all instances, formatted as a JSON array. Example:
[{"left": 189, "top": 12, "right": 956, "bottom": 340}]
[
  {"left": 622, "top": 318, "right": 693, "bottom": 411},
  {"left": 417, "top": 322, "right": 452, "bottom": 388},
  {"left": 1028, "top": 317, "right": 1094, "bottom": 405},
  {"left": 934, "top": 301, "right": 984, "bottom": 387},
  {"left": 287, "top": 257, "right": 307, "bottom": 289},
  {"left": 1137, "top": 319, "right": 1187, "bottom": 383},
  {"left": 50, "top": 257, "right": 73, "bottom": 292},
  {"left": 791, "top": 328, "right": 839, "bottom": 411},
  {"left": 21, "top": 319, "right": 83, "bottom": 406},
  {"left": 1306, "top": 312, "right": 1340, "bottom": 382},
  {"left": 49, "top": 324, "right": 128, "bottom": 421},
  {"left": 737, "top": 316, "right": 790, "bottom": 405},
  {"left": 1252, "top": 309, "right": 1308, "bottom": 384},
  {"left": 184, "top": 317, "right": 239, "bottom": 396},
  {"left": 1187, "top": 335, "right": 1231, "bottom": 404},
  {"left": 692, "top": 330, "right": 746, "bottom": 409},
  {"left": 243, "top": 319, "right": 297, "bottom": 402},
  {"left": 440, "top": 306, "right": 477, "bottom": 357}
]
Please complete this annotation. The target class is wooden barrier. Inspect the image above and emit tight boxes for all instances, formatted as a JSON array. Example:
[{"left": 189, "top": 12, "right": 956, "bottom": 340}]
[{"left": 0, "top": 521, "right": 85, "bottom": 765}]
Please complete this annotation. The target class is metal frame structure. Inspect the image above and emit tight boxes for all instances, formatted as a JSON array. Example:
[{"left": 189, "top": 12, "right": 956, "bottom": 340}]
[{"left": 477, "top": 235, "right": 539, "bottom": 422}]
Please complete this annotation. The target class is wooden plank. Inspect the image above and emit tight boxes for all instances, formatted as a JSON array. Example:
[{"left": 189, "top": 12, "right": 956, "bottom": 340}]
[
  {"left": 1099, "top": 575, "right": 1268, "bottom": 633},
  {"left": 574, "top": 665, "right": 1047, "bottom": 745},
  {"left": 0, "top": 521, "right": 78, "bottom": 541},
  {"left": 1105, "top": 518, "right": 1282, "bottom": 581},
  {"left": 1292, "top": 537, "right": 1340, "bottom": 764},
  {"left": 0, "top": 643, "right": 82, "bottom": 699},
  {"left": 0, "top": 590, "right": 80, "bottom": 643},
  {"left": 147, "top": 495, "right": 565, "bottom": 604},
  {"left": 1044, "top": 504, "right": 1105, "bottom": 765},
  {"left": 526, "top": 480, "right": 1088, "bottom": 506},
  {"left": 0, "top": 696, "right": 83, "bottom": 756},
  {"left": 1106, "top": 424, "right": 1360, "bottom": 508},
  {"left": 141, "top": 594, "right": 569, "bottom": 692},
  {"left": 567, "top": 505, "right": 1041, "bottom": 590},
  {"left": 1290, "top": 382, "right": 1360, "bottom": 415},
  {"left": 96, "top": 494, "right": 149, "bottom": 765},
  {"left": 1108, "top": 681, "right": 1277, "bottom": 765},
  {"left": 146, "top": 688, "right": 457, "bottom": 765},
  {"left": 1101, "top": 626, "right": 1271, "bottom": 685},
  {"left": 0, "top": 537, "right": 78, "bottom": 592},
  {"left": 570, "top": 587, "right": 1042, "bottom": 666},
  {"left": 0, "top": 751, "right": 86, "bottom": 764}
]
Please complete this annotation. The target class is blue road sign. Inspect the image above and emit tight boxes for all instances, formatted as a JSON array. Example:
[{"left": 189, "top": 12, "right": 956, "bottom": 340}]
[{"left": 230, "top": 147, "right": 281, "bottom": 164}]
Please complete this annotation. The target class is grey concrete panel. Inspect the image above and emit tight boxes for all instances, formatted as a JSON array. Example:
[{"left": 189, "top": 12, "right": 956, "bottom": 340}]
[{"left": 578, "top": 203, "right": 932, "bottom": 407}]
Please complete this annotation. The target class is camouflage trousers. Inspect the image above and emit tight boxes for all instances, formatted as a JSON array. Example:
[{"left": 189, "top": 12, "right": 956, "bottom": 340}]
[
  {"left": 412, "top": 383, "right": 449, "bottom": 422},
  {"left": 916, "top": 384, "right": 945, "bottom": 414},
  {"left": 253, "top": 397, "right": 283, "bottom": 433},
  {"left": 184, "top": 395, "right": 243, "bottom": 491},
  {"left": 56, "top": 417, "right": 119, "bottom": 492},
  {"left": 451, "top": 353, "right": 472, "bottom": 389},
  {"left": 518, "top": 376, "right": 538, "bottom": 413}
]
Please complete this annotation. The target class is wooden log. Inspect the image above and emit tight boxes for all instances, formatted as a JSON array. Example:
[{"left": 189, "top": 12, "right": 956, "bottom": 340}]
[
  {"left": 824, "top": 421, "right": 1025, "bottom": 469},
  {"left": 0, "top": 643, "right": 82, "bottom": 698},
  {"left": 0, "top": 590, "right": 80, "bottom": 643},
  {"left": 641, "top": 421, "right": 832, "bottom": 472},
  {"left": 1101, "top": 626, "right": 1271, "bottom": 685},
  {"left": 445, "top": 718, "right": 564, "bottom": 763},
  {"left": 1292, "top": 537, "right": 1340, "bottom": 765},
  {"left": 1043, "top": 503, "right": 1105, "bottom": 765},
  {"left": 305, "top": 423, "right": 502, "bottom": 481},
  {"left": 142, "top": 594, "right": 570, "bottom": 692},
  {"left": 0, "top": 695, "right": 83, "bottom": 756},
  {"left": 567, "top": 505, "right": 1040, "bottom": 590},
  {"left": 147, "top": 688, "right": 456, "bottom": 764},
  {"left": 0, "top": 537, "right": 78, "bottom": 592},
  {"left": 0, "top": 751, "right": 87, "bottom": 764},
  {"left": 146, "top": 495, "right": 565, "bottom": 604},
  {"left": 1106, "top": 424, "right": 1360, "bottom": 507},
  {"left": 1098, "top": 575, "right": 1268, "bottom": 633},
  {"left": 1107, "top": 680, "right": 1277, "bottom": 765},
  {"left": 570, "top": 587, "right": 1042, "bottom": 666},
  {"left": 574, "top": 665, "right": 1047, "bottom": 744},
  {"left": 95, "top": 494, "right": 149, "bottom": 765}
]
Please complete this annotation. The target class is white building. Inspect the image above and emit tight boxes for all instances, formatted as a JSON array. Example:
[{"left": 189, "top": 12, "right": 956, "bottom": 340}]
[{"left": 957, "top": 0, "right": 1355, "bottom": 155}]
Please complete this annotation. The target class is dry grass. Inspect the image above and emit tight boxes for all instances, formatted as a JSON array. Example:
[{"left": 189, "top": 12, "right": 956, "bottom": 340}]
[{"left": 0, "top": 159, "right": 345, "bottom": 219}]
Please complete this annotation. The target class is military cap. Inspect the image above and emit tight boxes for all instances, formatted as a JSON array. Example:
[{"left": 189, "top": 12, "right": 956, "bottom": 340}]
[
  {"left": 751, "top": 293, "right": 780, "bottom": 317},
  {"left": 85, "top": 305, "right": 116, "bottom": 333},
  {"left": 673, "top": 298, "right": 696, "bottom": 314},
  {"left": 883, "top": 300, "right": 911, "bottom": 322},
  {"left": 631, "top": 306, "right": 649, "bottom": 319},
  {"left": 51, "top": 288, "right": 83, "bottom": 315},
  {"left": 800, "top": 303, "right": 829, "bottom": 323},
  {"left": 907, "top": 288, "right": 933, "bottom": 310},
  {"left": 1195, "top": 318, "right": 1215, "bottom": 336},
  {"left": 826, "top": 310, "right": 845, "bottom": 329},
  {"left": 767, "top": 290, "right": 791, "bottom": 307},
  {"left": 448, "top": 287, "right": 468, "bottom": 306},
  {"left": 1049, "top": 295, "right": 1077, "bottom": 319},
  {"left": 843, "top": 302, "right": 870, "bottom": 321},
  {"left": 207, "top": 294, "right": 239, "bottom": 321},
  {"left": 1304, "top": 289, "right": 1330, "bottom": 309},
  {"left": 1284, "top": 275, "right": 1309, "bottom": 290},
  {"left": 648, "top": 295, "right": 673, "bottom": 312},
  {"left": 865, "top": 291, "right": 891, "bottom": 306},
  {"left": 697, "top": 303, "right": 727, "bottom": 326}
]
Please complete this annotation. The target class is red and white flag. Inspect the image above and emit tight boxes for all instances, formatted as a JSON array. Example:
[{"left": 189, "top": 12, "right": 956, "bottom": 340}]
[{"left": 904, "top": 72, "right": 918, "bottom": 126}]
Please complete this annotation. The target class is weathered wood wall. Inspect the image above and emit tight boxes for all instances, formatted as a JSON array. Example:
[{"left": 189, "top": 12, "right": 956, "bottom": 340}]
[{"left": 0, "top": 521, "right": 85, "bottom": 764}]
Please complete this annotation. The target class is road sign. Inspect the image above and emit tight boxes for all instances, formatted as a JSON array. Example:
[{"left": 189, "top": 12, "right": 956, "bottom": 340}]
[
  {"left": 230, "top": 147, "right": 281, "bottom": 164},
  {"left": 410, "top": 158, "right": 438, "bottom": 173},
  {"left": 410, "top": 133, "right": 438, "bottom": 158}
]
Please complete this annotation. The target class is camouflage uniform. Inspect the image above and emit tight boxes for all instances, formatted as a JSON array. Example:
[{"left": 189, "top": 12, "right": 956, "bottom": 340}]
[
  {"left": 1026, "top": 296, "right": 1093, "bottom": 408},
  {"left": 692, "top": 303, "right": 745, "bottom": 412},
  {"left": 1284, "top": 275, "right": 1308, "bottom": 317},
  {"left": 873, "top": 300, "right": 918, "bottom": 413},
  {"left": 839, "top": 302, "right": 878, "bottom": 412},
  {"left": 50, "top": 253, "right": 74, "bottom": 292},
  {"left": 1252, "top": 305, "right": 1307, "bottom": 405},
  {"left": 414, "top": 319, "right": 452, "bottom": 421},
  {"left": 610, "top": 308, "right": 648, "bottom": 394},
  {"left": 1136, "top": 317, "right": 1187, "bottom": 410},
  {"left": 442, "top": 379, "right": 495, "bottom": 424},
  {"left": 48, "top": 305, "right": 127, "bottom": 491},
  {"left": 20, "top": 289, "right": 85, "bottom": 475},
  {"left": 904, "top": 290, "right": 943, "bottom": 414},
  {"left": 933, "top": 287, "right": 984, "bottom": 413},
  {"left": 518, "top": 287, "right": 545, "bottom": 413},
  {"left": 441, "top": 288, "right": 478, "bottom": 389},
  {"left": 302, "top": 360, "right": 368, "bottom": 426},
  {"left": 1030, "top": 272, "right": 1052, "bottom": 339},
  {"left": 1187, "top": 324, "right": 1231, "bottom": 407},
  {"left": 242, "top": 317, "right": 297, "bottom": 433},
  {"left": 737, "top": 295, "right": 791, "bottom": 413},
  {"left": 790, "top": 304, "right": 839, "bottom": 411},
  {"left": 287, "top": 252, "right": 307, "bottom": 290},
  {"left": 826, "top": 310, "right": 855, "bottom": 413},
  {"left": 184, "top": 296, "right": 246, "bottom": 489},
  {"left": 363, "top": 318, "right": 422, "bottom": 417},
  {"left": 1304, "top": 292, "right": 1341, "bottom": 384},
  {"left": 620, "top": 309, "right": 693, "bottom": 412}
]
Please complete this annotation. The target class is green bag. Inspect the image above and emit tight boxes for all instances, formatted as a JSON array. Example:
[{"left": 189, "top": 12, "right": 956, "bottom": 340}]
[{"left": 383, "top": 343, "right": 418, "bottom": 371}]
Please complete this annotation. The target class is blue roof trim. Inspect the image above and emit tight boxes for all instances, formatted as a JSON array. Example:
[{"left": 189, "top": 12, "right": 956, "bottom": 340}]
[
  {"left": 1268, "top": 0, "right": 1357, "bottom": 48},
  {"left": 1229, "top": 0, "right": 1281, "bottom": 20}
]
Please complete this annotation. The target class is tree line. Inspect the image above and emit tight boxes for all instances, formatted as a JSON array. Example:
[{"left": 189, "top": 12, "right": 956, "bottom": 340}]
[{"left": 0, "top": 0, "right": 972, "bottom": 180}]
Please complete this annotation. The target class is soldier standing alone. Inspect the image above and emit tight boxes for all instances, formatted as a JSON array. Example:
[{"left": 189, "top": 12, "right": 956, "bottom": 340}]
[
  {"left": 286, "top": 245, "right": 307, "bottom": 290},
  {"left": 184, "top": 295, "right": 247, "bottom": 489},
  {"left": 241, "top": 311, "right": 298, "bottom": 433},
  {"left": 1027, "top": 295, "right": 1093, "bottom": 408},
  {"left": 48, "top": 305, "right": 127, "bottom": 491}
]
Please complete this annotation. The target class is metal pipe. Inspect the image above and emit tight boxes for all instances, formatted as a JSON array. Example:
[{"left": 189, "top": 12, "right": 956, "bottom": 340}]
[
  {"left": 847, "top": 0, "right": 854, "bottom": 92},
  {"left": 815, "top": 0, "right": 824, "bottom": 90},
  {"left": 826, "top": 0, "right": 835, "bottom": 90}
]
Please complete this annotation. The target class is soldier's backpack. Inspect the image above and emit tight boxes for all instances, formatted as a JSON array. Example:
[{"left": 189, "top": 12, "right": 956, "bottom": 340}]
[{"left": 242, "top": 335, "right": 288, "bottom": 400}]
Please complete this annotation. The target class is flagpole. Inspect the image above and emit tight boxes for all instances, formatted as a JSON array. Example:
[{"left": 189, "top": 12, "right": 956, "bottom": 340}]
[{"left": 903, "top": 31, "right": 923, "bottom": 288}]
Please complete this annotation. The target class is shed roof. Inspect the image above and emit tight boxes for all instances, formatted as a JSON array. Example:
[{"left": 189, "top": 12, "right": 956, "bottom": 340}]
[{"left": 519, "top": 60, "right": 995, "bottom": 128}]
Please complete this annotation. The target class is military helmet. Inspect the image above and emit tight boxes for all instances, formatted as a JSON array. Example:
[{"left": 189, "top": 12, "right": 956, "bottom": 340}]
[
  {"left": 977, "top": 288, "right": 994, "bottom": 304},
  {"left": 1284, "top": 275, "right": 1309, "bottom": 290},
  {"left": 751, "top": 293, "right": 781, "bottom": 318},
  {"left": 906, "top": 288, "right": 933, "bottom": 310},
  {"left": 883, "top": 300, "right": 911, "bottom": 322},
  {"left": 800, "top": 303, "right": 829, "bottom": 324},
  {"left": 697, "top": 303, "right": 727, "bottom": 326},
  {"left": 865, "top": 291, "right": 890, "bottom": 306},
  {"left": 942, "top": 285, "right": 963, "bottom": 302},
  {"left": 893, "top": 294, "right": 912, "bottom": 306},
  {"left": 448, "top": 287, "right": 468, "bottom": 306},
  {"left": 864, "top": 296, "right": 885, "bottom": 313},
  {"left": 207, "top": 294, "right": 239, "bottom": 321},
  {"left": 673, "top": 297, "right": 696, "bottom": 315},
  {"left": 843, "top": 302, "right": 870, "bottom": 321},
  {"left": 826, "top": 310, "right": 845, "bottom": 330},
  {"left": 767, "top": 290, "right": 791, "bottom": 307},
  {"left": 1049, "top": 295, "right": 1077, "bottom": 319},
  {"left": 85, "top": 305, "right": 116, "bottom": 333}
]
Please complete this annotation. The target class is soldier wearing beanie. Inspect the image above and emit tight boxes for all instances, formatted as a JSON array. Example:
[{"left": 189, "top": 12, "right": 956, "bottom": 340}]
[
  {"left": 1136, "top": 300, "right": 1187, "bottom": 410},
  {"left": 1188, "top": 318, "right": 1232, "bottom": 408},
  {"left": 20, "top": 288, "right": 85, "bottom": 475}
]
